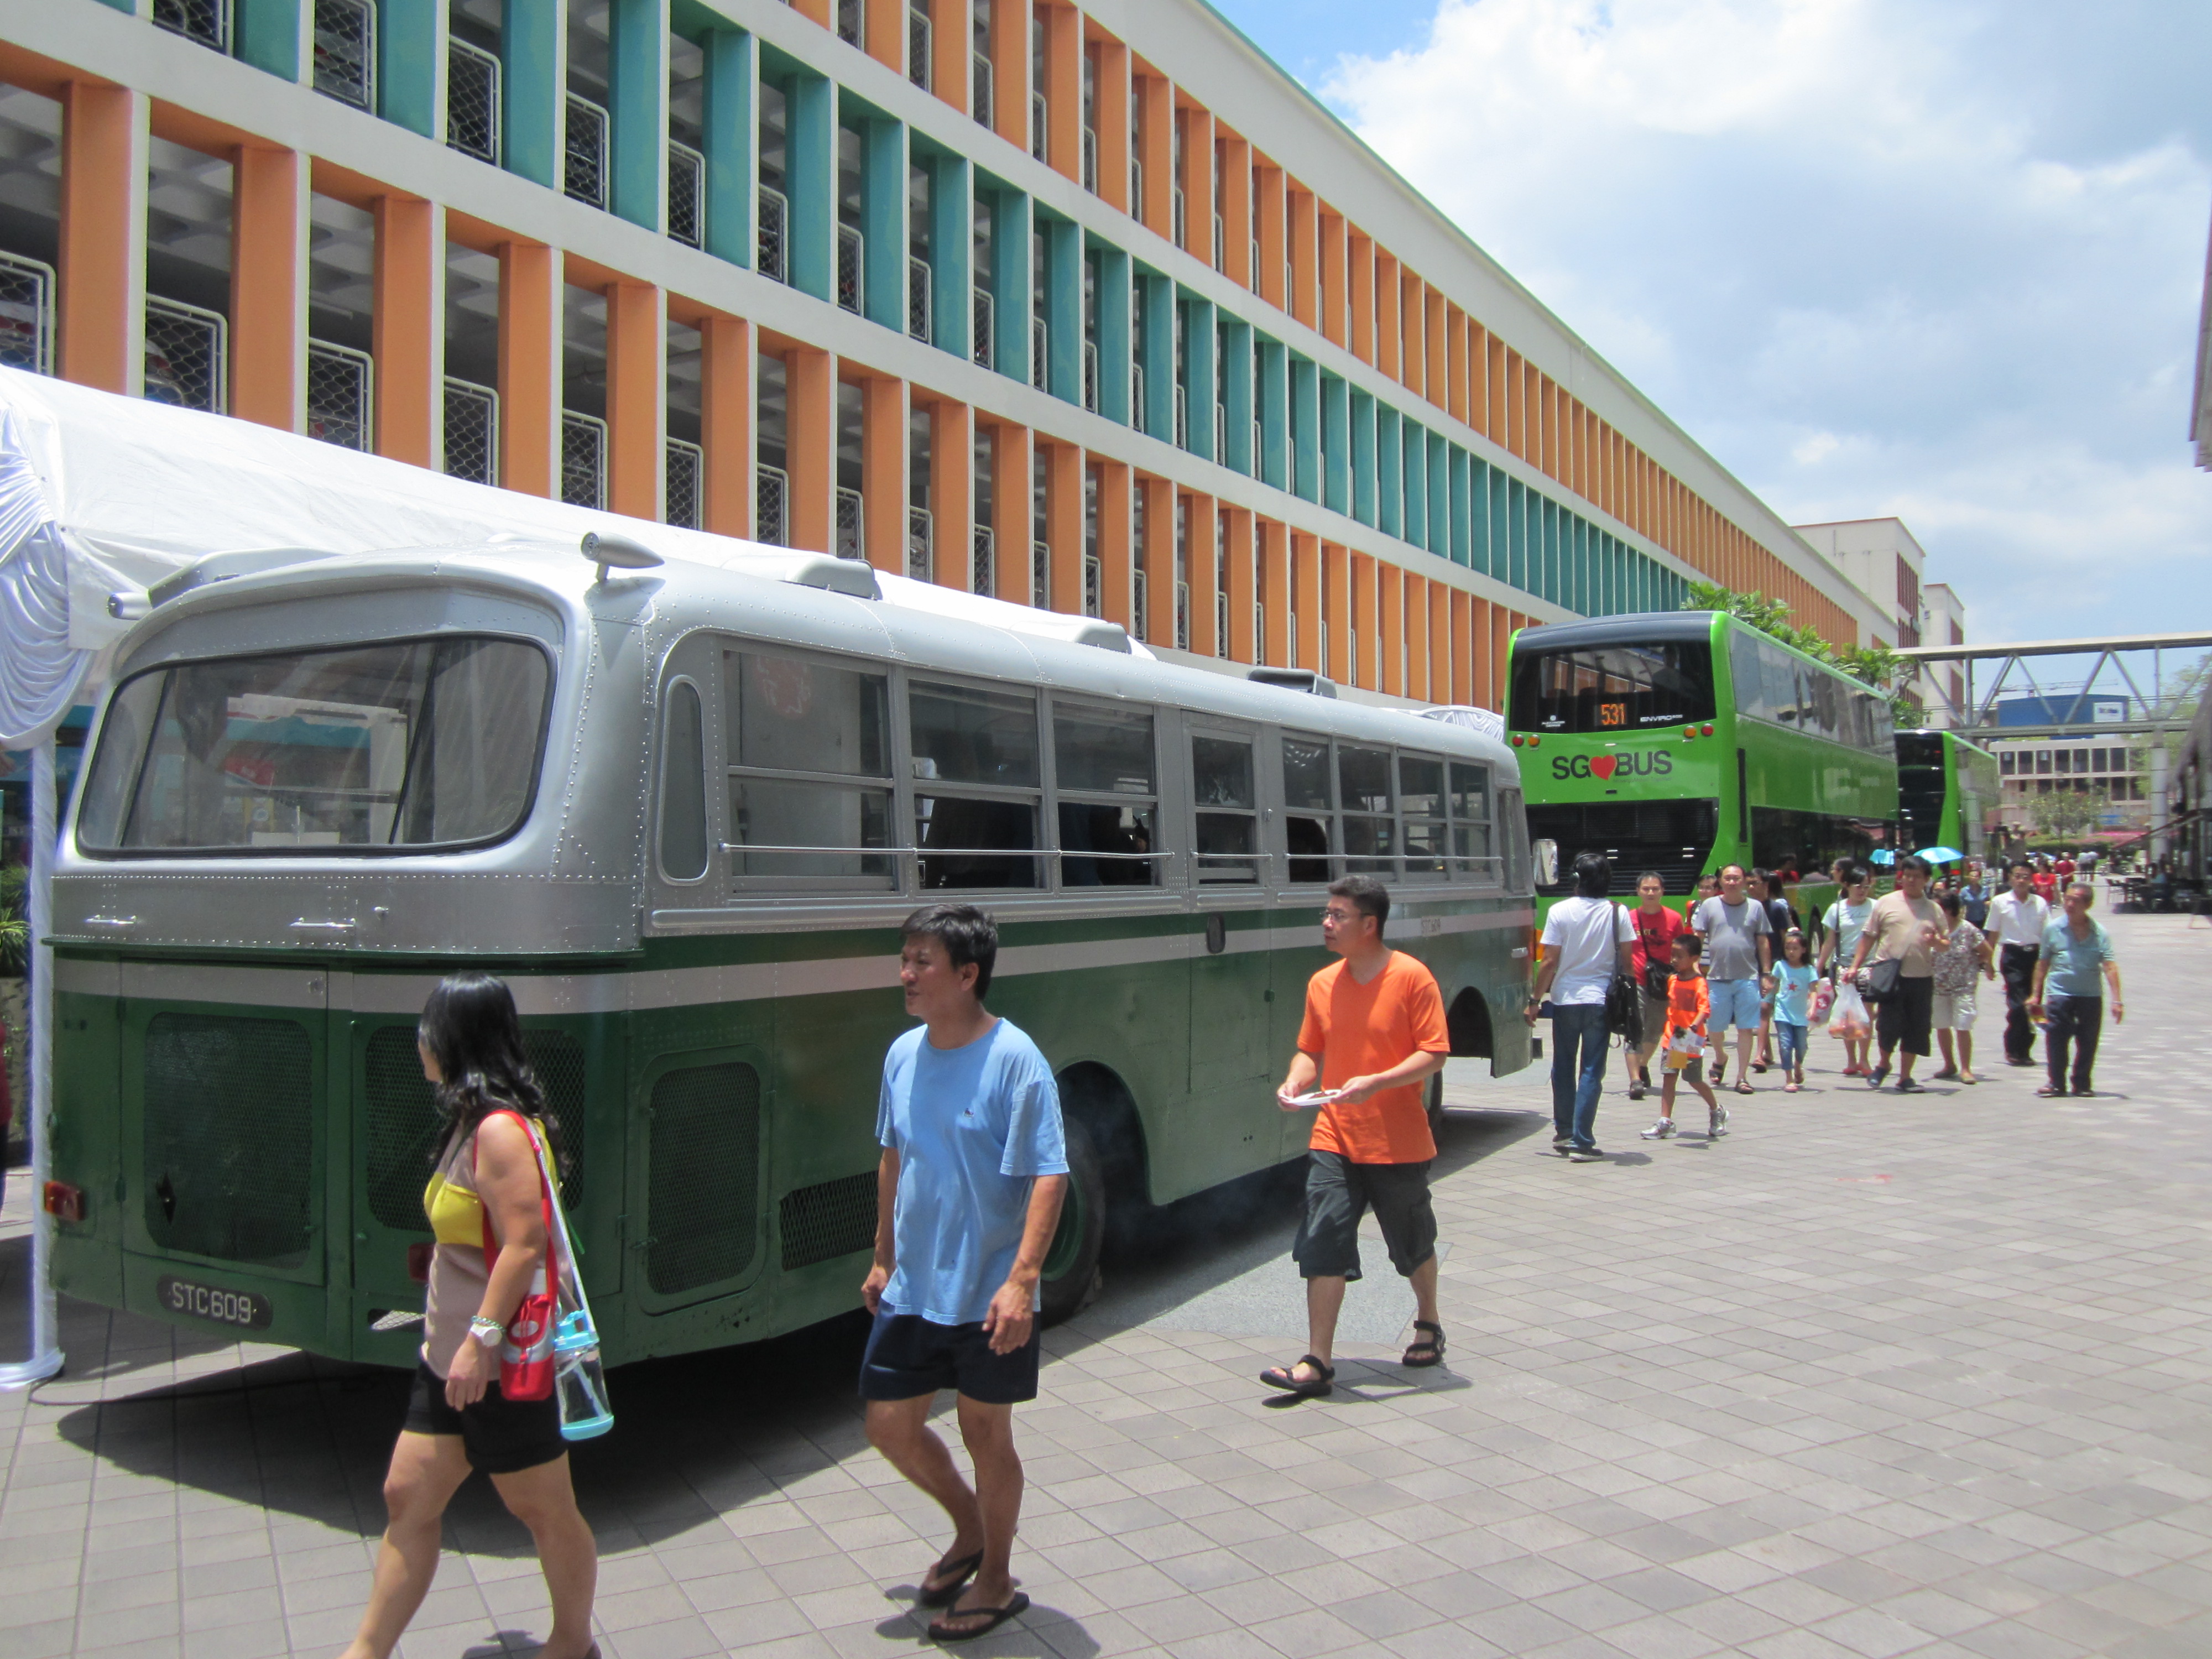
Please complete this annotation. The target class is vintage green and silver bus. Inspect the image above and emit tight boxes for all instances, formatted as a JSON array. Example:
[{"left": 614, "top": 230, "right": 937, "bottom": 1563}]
[
  {"left": 43, "top": 542, "right": 1533, "bottom": 1367},
  {"left": 1895, "top": 729, "right": 2000, "bottom": 864},
  {"left": 1506, "top": 612, "right": 1897, "bottom": 921}
]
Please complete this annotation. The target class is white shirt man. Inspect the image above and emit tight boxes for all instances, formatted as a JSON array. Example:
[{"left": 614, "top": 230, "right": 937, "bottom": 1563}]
[{"left": 1986, "top": 866, "right": 2052, "bottom": 1066}]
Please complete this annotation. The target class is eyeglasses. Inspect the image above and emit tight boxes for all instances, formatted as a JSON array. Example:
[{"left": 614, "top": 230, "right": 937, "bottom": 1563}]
[{"left": 1320, "top": 908, "right": 1360, "bottom": 925}]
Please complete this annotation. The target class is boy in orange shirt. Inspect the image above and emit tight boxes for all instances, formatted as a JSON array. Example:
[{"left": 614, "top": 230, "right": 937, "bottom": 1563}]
[
  {"left": 1262, "top": 876, "right": 1451, "bottom": 1400},
  {"left": 1641, "top": 934, "right": 1726, "bottom": 1141}
]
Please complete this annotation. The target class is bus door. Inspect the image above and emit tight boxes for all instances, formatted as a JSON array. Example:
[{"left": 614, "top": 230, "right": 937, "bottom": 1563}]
[{"left": 1186, "top": 724, "right": 1281, "bottom": 1180}]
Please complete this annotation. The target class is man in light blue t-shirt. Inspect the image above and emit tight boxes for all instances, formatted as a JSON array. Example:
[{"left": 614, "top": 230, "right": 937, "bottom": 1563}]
[{"left": 860, "top": 903, "right": 1068, "bottom": 1644}]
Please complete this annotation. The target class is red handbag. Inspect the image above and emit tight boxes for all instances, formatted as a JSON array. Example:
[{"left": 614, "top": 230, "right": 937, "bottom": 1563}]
[{"left": 477, "top": 1110, "right": 557, "bottom": 1401}]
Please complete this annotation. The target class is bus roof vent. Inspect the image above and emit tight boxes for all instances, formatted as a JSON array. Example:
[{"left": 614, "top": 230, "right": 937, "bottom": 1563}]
[
  {"left": 777, "top": 553, "right": 882, "bottom": 600},
  {"left": 1066, "top": 619, "right": 1133, "bottom": 654},
  {"left": 1246, "top": 667, "right": 1338, "bottom": 698}
]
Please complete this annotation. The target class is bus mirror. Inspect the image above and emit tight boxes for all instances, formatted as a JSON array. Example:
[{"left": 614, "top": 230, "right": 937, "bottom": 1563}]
[
  {"left": 582, "top": 531, "right": 666, "bottom": 583},
  {"left": 1532, "top": 838, "right": 1559, "bottom": 888}
]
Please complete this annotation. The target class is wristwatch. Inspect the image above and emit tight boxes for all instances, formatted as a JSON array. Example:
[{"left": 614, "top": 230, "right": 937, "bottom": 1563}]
[{"left": 468, "top": 1314, "right": 503, "bottom": 1349}]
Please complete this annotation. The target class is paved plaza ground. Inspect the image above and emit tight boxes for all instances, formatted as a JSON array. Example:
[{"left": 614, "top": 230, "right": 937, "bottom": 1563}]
[{"left": 1, "top": 907, "right": 2209, "bottom": 1658}]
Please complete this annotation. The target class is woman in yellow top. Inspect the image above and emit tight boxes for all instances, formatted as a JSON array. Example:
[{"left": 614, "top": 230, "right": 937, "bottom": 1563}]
[{"left": 338, "top": 974, "right": 599, "bottom": 1659}]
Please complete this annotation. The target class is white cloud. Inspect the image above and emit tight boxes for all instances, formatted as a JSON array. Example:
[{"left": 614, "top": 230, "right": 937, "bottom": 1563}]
[{"left": 1323, "top": 0, "right": 2212, "bottom": 645}]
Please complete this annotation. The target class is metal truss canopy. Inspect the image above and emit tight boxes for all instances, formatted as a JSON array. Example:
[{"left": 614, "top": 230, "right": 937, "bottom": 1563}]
[{"left": 1890, "top": 629, "right": 2212, "bottom": 739}]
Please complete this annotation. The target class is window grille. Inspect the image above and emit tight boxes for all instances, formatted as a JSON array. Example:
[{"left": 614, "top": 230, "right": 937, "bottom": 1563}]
[
  {"left": 1030, "top": 92, "right": 1046, "bottom": 161},
  {"left": 442, "top": 378, "right": 498, "bottom": 484},
  {"left": 1213, "top": 211, "right": 1224, "bottom": 270},
  {"left": 1214, "top": 401, "right": 1225, "bottom": 460},
  {"left": 1030, "top": 317, "right": 1046, "bottom": 390},
  {"left": 1251, "top": 235, "right": 1260, "bottom": 288},
  {"left": 1130, "top": 363, "right": 1144, "bottom": 430},
  {"left": 1253, "top": 418, "right": 1262, "bottom": 468},
  {"left": 447, "top": 39, "right": 500, "bottom": 164},
  {"left": 1082, "top": 341, "right": 1098, "bottom": 413},
  {"left": 757, "top": 185, "right": 789, "bottom": 283},
  {"left": 1081, "top": 126, "right": 1097, "bottom": 192},
  {"left": 1254, "top": 601, "right": 1265, "bottom": 666},
  {"left": 1173, "top": 383, "right": 1187, "bottom": 449},
  {"left": 837, "top": 0, "right": 864, "bottom": 47},
  {"left": 972, "top": 53, "right": 993, "bottom": 129},
  {"left": 305, "top": 339, "right": 373, "bottom": 452},
  {"left": 835, "top": 486, "right": 864, "bottom": 560},
  {"left": 837, "top": 225, "right": 864, "bottom": 315},
  {"left": 971, "top": 523, "right": 994, "bottom": 595},
  {"left": 755, "top": 462, "right": 789, "bottom": 545},
  {"left": 909, "top": 7, "right": 931, "bottom": 88},
  {"left": 1132, "top": 570, "right": 1147, "bottom": 641},
  {"left": 1348, "top": 629, "right": 1358, "bottom": 687},
  {"left": 1319, "top": 620, "right": 1328, "bottom": 675},
  {"left": 1175, "top": 580, "right": 1190, "bottom": 650},
  {"left": 1288, "top": 612, "right": 1298, "bottom": 667},
  {"left": 313, "top": 0, "right": 375, "bottom": 109},
  {"left": 1172, "top": 185, "right": 1186, "bottom": 249},
  {"left": 143, "top": 296, "right": 227, "bottom": 415},
  {"left": 667, "top": 140, "right": 704, "bottom": 249},
  {"left": 0, "top": 251, "right": 56, "bottom": 377},
  {"left": 153, "top": 0, "right": 229, "bottom": 52},
  {"left": 906, "top": 505, "right": 933, "bottom": 583},
  {"left": 1084, "top": 552, "right": 1102, "bottom": 618},
  {"left": 565, "top": 93, "right": 609, "bottom": 209},
  {"left": 908, "top": 255, "right": 932, "bottom": 341},
  {"left": 561, "top": 410, "right": 607, "bottom": 509},
  {"left": 666, "top": 437, "right": 703, "bottom": 530},
  {"left": 1216, "top": 589, "right": 1229, "bottom": 657},
  {"left": 972, "top": 287, "right": 994, "bottom": 369},
  {"left": 1030, "top": 539, "right": 1050, "bottom": 608},
  {"left": 1130, "top": 160, "right": 1144, "bottom": 218}
]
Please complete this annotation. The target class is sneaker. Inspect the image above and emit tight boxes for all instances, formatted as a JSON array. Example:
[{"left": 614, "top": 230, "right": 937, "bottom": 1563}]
[
  {"left": 1552, "top": 1131, "right": 1572, "bottom": 1153},
  {"left": 1893, "top": 1077, "right": 1925, "bottom": 1094},
  {"left": 1868, "top": 1063, "right": 1890, "bottom": 1089},
  {"left": 1627, "top": 1080, "right": 1647, "bottom": 1102},
  {"left": 1708, "top": 1107, "right": 1730, "bottom": 1138},
  {"left": 1640, "top": 1119, "right": 1678, "bottom": 1140},
  {"left": 1566, "top": 1145, "right": 1606, "bottom": 1162},
  {"left": 1783, "top": 1081, "right": 1799, "bottom": 1093}
]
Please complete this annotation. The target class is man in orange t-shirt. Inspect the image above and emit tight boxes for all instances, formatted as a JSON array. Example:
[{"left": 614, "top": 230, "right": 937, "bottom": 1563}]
[{"left": 1261, "top": 875, "right": 1452, "bottom": 1400}]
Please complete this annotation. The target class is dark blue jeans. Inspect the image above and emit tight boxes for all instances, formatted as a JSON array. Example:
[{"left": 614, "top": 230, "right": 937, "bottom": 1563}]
[{"left": 1550, "top": 1004, "right": 1611, "bottom": 1150}]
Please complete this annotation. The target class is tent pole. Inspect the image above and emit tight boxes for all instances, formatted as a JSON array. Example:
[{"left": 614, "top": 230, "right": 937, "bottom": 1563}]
[{"left": 0, "top": 738, "right": 65, "bottom": 1388}]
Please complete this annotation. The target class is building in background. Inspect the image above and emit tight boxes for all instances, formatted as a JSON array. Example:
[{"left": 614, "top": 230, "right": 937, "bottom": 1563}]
[
  {"left": 1792, "top": 517, "right": 1966, "bottom": 722},
  {"left": 1985, "top": 695, "right": 2155, "bottom": 838},
  {"left": 0, "top": 0, "right": 1893, "bottom": 709}
]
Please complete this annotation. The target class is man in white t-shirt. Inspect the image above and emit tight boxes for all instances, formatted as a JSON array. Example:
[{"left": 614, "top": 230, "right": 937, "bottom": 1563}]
[
  {"left": 1987, "top": 860, "right": 2052, "bottom": 1067},
  {"left": 1526, "top": 851, "right": 1634, "bottom": 1162}
]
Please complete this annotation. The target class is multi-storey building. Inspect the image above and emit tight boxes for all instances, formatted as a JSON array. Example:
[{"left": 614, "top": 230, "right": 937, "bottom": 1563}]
[
  {"left": 0, "top": 0, "right": 1890, "bottom": 708},
  {"left": 1793, "top": 516, "right": 1968, "bottom": 721}
]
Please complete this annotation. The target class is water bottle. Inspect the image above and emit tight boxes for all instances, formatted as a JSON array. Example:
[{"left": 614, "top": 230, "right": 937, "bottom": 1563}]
[{"left": 554, "top": 1310, "right": 614, "bottom": 1441}]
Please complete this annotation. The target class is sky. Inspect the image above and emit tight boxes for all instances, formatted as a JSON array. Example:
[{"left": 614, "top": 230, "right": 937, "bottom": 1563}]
[{"left": 1204, "top": 0, "right": 2212, "bottom": 656}]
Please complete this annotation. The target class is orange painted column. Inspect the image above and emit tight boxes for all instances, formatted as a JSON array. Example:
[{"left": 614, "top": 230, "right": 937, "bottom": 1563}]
[
  {"left": 1289, "top": 531, "right": 1321, "bottom": 674},
  {"left": 988, "top": 420, "right": 1031, "bottom": 600},
  {"left": 1185, "top": 492, "right": 1217, "bottom": 655},
  {"left": 1097, "top": 458, "right": 1132, "bottom": 627},
  {"left": 372, "top": 195, "right": 439, "bottom": 468},
  {"left": 604, "top": 279, "right": 664, "bottom": 520},
  {"left": 1047, "top": 3, "right": 1082, "bottom": 183},
  {"left": 1489, "top": 335, "right": 1509, "bottom": 445},
  {"left": 1180, "top": 104, "right": 1213, "bottom": 262},
  {"left": 1322, "top": 541, "right": 1349, "bottom": 684},
  {"left": 1404, "top": 572, "right": 1427, "bottom": 702},
  {"left": 1140, "top": 476, "right": 1176, "bottom": 646},
  {"left": 1447, "top": 591, "right": 1470, "bottom": 706},
  {"left": 1288, "top": 185, "right": 1316, "bottom": 329},
  {"left": 932, "top": 0, "right": 970, "bottom": 113},
  {"left": 1225, "top": 507, "right": 1255, "bottom": 663},
  {"left": 1138, "top": 76, "right": 1175, "bottom": 241},
  {"left": 1259, "top": 518, "right": 1290, "bottom": 668},
  {"left": 1425, "top": 290, "right": 1447, "bottom": 415},
  {"left": 1254, "top": 159, "right": 1285, "bottom": 309},
  {"left": 1491, "top": 606, "right": 1512, "bottom": 710},
  {"left": 59, "top": 81, "right": 147, "bottom": 395},
  {"left": 1219, "top": 134, "right": 1250, "bottom": 289},
  {"left": 1348, "top": 232, "right": 1374, "bottom": 364},
  {"left": 1444, "top": 304, "right": 1467, "bottom": 426},
  {"left": 1401, "top": 276, "right": 1425, "bottom": 399},
  {"left": 1046, "top": 441, "right": 1083, "bottom": 614},
  {"left": 1379, "top": 561, "right": 1403, "bottom": 696},
  {"left": 865, "top": 0, "right": 903, "bottom": 72},
  {"left": 1375, "top": 253, "right": 1399, "bottom": 380},
  {"left": 1356, "top": 552, "right": 1382, "bottom": 692},
  {"left": 1466, "top": 320, "right": 1488, "bottom": 439},
  {"left": 1318, "top": 208, "right": 1345, "bottom": 346},
  {"left": 791, "top": 0, "right": 830, "bottom": 24},
  {"left": 1095, "top": 40, "right": 1131, "bottom": 212},
  {"left": 231, "top": 144, "right": 305, "bottom": 430},
  {"left": 498, "top": 241, "right": 561, "bottom": 497},
  {"left": 992, "top": 0, "right": 1029, "bottom": 152},
  {"left": 862, "top": 375, "right": 906, "bottom": 574},
  {"left": 698, "top": 314, "right": 753, "bottom": 538},
  {"left": 786, "top": 347, "right": 836, "bottom": 554},
  {"left": 930, "top": 398, "right": 972, "bottom": 590}
]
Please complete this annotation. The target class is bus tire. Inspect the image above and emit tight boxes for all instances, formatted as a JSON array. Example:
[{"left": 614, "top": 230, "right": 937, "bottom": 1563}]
[{"left": 1039, "top": 1115, "right": 1107, "bottom": 1326}]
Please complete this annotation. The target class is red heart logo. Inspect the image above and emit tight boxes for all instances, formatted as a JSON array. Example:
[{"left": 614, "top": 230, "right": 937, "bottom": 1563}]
[{"left": 1590, "top": 755, "right": 1618, "bottom": 781}]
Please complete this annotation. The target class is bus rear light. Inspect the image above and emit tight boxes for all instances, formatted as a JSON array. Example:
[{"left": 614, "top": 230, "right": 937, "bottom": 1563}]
[
  {"left": 43, "top": 1181, "right": 86, "bottom": 1223},
  {"left": 1702, "top": 724, "right": 1714, "bottom": 736},
  {"left": 1683, "top": 726, "right": 1697, "bottom": 739},
  {"left": 1510, "top": 734, "right": 1522, "bottom": 747},
  {"left": 1526, "top": 735, "right": 1540, "bottom": 748}
]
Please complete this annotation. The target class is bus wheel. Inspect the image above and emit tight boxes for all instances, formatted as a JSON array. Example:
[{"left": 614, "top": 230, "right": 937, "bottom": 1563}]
[{"left": 1039, "top": 1116, "right": 1107, "bottom": 1325}]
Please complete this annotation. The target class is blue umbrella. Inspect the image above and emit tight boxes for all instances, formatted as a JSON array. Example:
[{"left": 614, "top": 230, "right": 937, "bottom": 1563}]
[
  {"left": 1917, "top": 846, "right": 1964, "bottom": 864},
  {"left": 1869, "top": 849, "right": 1896, "bottom": 865}
]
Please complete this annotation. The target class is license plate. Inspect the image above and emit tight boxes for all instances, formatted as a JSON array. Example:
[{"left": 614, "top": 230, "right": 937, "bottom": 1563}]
[{"left": 155, "top": 1275, "right": 274, "bottom": 1331}]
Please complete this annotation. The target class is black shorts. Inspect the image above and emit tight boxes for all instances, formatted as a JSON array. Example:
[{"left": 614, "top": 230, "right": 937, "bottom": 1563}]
[
  {"left": 403, "top": 1360, "right": 566, "bottom": 1475},
  {"left": 1876, "top": 973, "right": 1934, "bottom": 1058},
  {"left": 859, "top": 1310, "right": 1041, "bottom": 1405},
  {"left": 1293, "top": 1150, "right": 1437, "bottom": 1282}
]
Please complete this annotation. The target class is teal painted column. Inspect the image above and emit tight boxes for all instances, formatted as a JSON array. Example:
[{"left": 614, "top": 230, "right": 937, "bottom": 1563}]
[
  {"left": 932, "top": 153, "right": 971, "bottom": 358},
  {"left": 863, "top": 116, "right": 907, "bottom": 332},
  {"left": 1047, "top": 217, "right": 1083, "bottom": 404},
  {"left": 1141, "top": 273, "right": 1175, "bottom": 438},
  {"left": 1401, "top": 420, "right": 1426, "bottom": 549},
  {"left": 1095, "top": 243, "right": 1131, "bottom": 424},
  {"left": 1219, "top": 318, "right": 1253, "bottom": 473},
  {"left": 1257, "top": 337, "right": 1287, "bottom": 490},
  {"left": 786, "top": 73, "right": 836, "bottom": 302},
  {"left": 1182, "top": 293, "right": 1215, "bottom": 461},
  {"left": 1349, "top": 390, "right": 1375, "bottom": 526},
  {"left": 1469, "top": 460, "right": 1490, "bottom": 577},
  {"left": 1376, "top": 408, "right": 1401, "bottom": 539},
  {"left": 1506, "top": 479, "right": 1525, "bottom": 592},
  {"left": 503, "top": 0, "right": 562, "bottom": 190},
  {"left": 991, "top": 190, "right": 1030, "bottom": 382},
  {"left": 1426, "top": 431, "right": 1448, "bottom": 560},
  {"left": 608, "top": 0, "right": 667, "bottom": 230},
  {"left": 379, "top": 0, "right": 440, "bottom": 135},
  {"left": 1290, "top": 356, "right": 1319, "bottom": 504},
  {"left": 1321, "top": 374, "right": 1348, "bottom": 514},
  {"left": 236, "top": 0, "right": 302, "bottom": 80},
  {"left": 701, "top": 30, "right": 754, "bottom": 267},
  {"left": 1489, "top": 468, "right": 1509, "bottom": 585},
  {"left": 1542, "top": 498, "right": 1559, "bottom": 603},
  {"left": 1449, "top": 447, "right": 1471, "bottom": 567}
]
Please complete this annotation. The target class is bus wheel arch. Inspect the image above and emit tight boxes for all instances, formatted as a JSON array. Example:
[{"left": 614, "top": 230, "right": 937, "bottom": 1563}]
[
  {"left": 1040, "top": 1062, "right": 1145, "bottom": 1324},
  {"left": 1447, "top": 988, "right": 1494, "bottom": 1061}
]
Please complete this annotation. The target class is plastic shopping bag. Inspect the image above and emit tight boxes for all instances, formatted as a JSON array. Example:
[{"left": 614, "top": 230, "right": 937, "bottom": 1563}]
[
  {"left": 1809, "top": 981, "right": 1835, "bottom": 1026},
  {"left": 1663, "top": 1027, "right": 1706, "bottom": 1073},
  {"left": 1827, "top": 982, "right": 1871, "bottom": 1042}
]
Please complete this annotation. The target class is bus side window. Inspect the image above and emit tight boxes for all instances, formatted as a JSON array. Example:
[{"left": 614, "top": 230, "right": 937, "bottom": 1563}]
[
  {"left": 1399, "top": 755, "right": 1446, "bottom": 880},
  {"left": 1449, "top": 761, "right": 1493, "bottom": 883},
  {"left": 659, "top": 680, "right": 710, "bottom": 882},
  {"left": 1192, "top": 734, "right": 1258, "bottom": 884},
  {"left": 722, "top": 648, "right": 896, "bottom": 886},
  {"left": 1282, "top": 734, "right": 1333, "bottom": 883},
  {"left": 911, "top": 681, "right": 1042, "bottom": 890},
  {"left": 1339, "top": 745, "right": 1395, "bottom": 874},
  {"left": 1055, "top": 703, "right": 1159, "bottom": 888}
]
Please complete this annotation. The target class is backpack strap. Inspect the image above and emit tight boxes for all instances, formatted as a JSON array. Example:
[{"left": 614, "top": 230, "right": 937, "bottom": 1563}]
[{"left": 474, "top": 1109, "right": 551, "bottom": 1280}]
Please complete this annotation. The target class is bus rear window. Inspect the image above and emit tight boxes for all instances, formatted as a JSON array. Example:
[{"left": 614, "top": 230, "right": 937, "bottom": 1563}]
[
  {"left": 78, "top": 637, "right": 550, "bottom": 854},
  {"left": 1510, "top": 643, "right": 1714, "bottom": 733}
]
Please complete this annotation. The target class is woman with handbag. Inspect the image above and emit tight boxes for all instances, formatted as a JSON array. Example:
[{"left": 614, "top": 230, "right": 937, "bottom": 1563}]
[
  {"left": 338, "top": 974, "right": 599, "bottom": 1659},
  {"left": 1624, "top": 872, "right": 1688, "bottom": 1102}
]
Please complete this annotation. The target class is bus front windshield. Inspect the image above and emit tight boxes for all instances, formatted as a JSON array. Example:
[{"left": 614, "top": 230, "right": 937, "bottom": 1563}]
[
  {"left": 1510, "top": 640, "right": 1715, "bottom": 734},
  {"left": 77, "top": 636, "right": 551, "bottom": 854}
]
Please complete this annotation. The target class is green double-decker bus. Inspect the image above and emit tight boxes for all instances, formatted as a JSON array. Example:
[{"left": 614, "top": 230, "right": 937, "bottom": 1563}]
[
  {"left": 1505, "top": 612, "right": 1898, "bottom": 920},
  {"left": 42, "top": 544, "right": 1535, "bottom": 1369},
  {"left": 1896, "top": 729, "right": 2001, "bottom": 864}
]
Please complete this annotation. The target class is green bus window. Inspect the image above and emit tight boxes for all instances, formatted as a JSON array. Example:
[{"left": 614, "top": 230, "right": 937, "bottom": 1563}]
[
  {"left": 1282, "top": 734, "right": 1333, "bottom": 883},
  {"left": 1192, "top": 734, "right": 1258, "bottom": 884},
  {"left": 1511, "top": 640, "right": 1714, "bottom": 733},
  {"left": 1399, "top": 755, "right": 1446, "bottom": 879},
  {"left": 659, "top": 680, "right": 710, "bottom": 881},
  {"left": 1056, "top": 703, "right": 1160, "bottom": 888}
]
